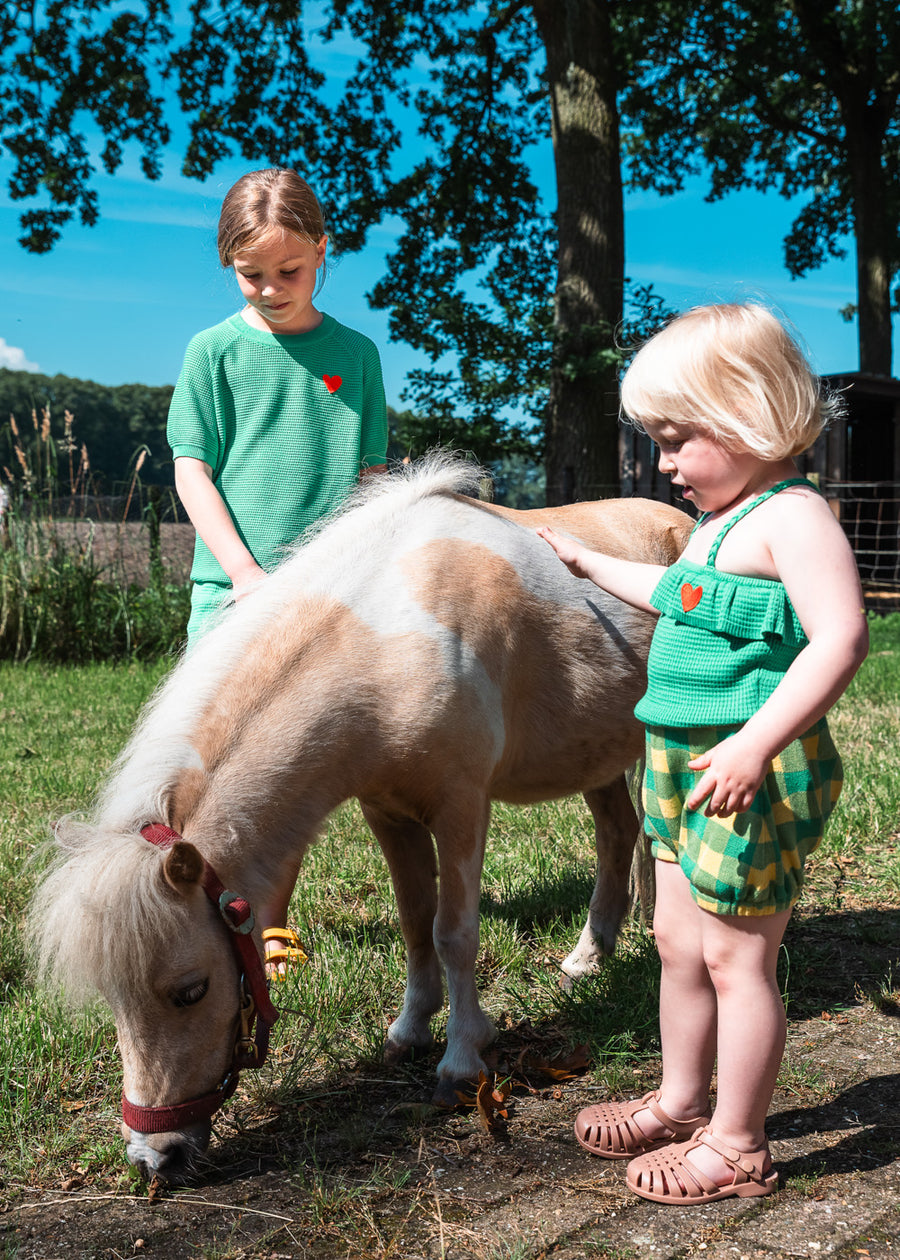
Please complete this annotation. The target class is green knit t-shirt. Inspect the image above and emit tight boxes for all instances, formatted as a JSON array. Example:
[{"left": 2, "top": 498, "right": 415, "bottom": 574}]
[
  {"left": 167, "top": 312, "right": 387, "bottom": 585},
  {"left": 634, "top": 479, "right": 814, "bottom": 727}
]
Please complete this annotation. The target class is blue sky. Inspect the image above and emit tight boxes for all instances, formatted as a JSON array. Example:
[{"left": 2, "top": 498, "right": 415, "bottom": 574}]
[{"left": 0, "top": 127, "right": 879, "bottom": 412}]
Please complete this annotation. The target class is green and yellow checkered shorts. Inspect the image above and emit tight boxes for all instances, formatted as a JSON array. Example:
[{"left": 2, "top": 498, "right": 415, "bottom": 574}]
[{"left": 643, "top": 719, "right": 842, "bottom": 916}]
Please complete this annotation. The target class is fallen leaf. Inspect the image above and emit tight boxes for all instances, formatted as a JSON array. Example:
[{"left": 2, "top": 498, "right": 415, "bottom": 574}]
[{"left": 475, "top": 1072, "right": 510, "bottom": 1133}]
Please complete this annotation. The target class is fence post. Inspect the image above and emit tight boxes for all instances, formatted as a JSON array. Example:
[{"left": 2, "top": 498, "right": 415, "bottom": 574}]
[{"left": 147, "top": 485, "right": 162, "bottom": 585}]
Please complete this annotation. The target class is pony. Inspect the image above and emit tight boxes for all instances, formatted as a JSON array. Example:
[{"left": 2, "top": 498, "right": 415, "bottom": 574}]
[{"left": 29, "top": 455, "right": 691, "bottom": 1182}]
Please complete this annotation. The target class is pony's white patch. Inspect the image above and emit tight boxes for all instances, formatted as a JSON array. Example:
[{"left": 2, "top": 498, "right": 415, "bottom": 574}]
[{"left": 124, "top": 1133, "right": 155, "bottom": 1164}]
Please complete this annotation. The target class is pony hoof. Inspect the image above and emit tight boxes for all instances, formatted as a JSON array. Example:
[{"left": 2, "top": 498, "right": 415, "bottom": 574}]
[
  {"left": 431, "top": 1076, "right": 475, "bottom": 1108},
  {"left": 560, "top": 950, "right": 605, "bottom": 981},
  {"left": 383, "top": 1038, "right": 433, "bottom": 1068}
]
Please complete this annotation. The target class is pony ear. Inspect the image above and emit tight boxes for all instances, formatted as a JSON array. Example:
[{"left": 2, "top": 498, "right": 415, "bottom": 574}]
[{"left": 162, "top": 840, "right": 205, "bottom": 894}]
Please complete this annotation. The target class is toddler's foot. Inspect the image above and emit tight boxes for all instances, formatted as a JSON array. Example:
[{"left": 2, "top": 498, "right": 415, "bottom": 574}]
[
  {"left": 626, "top": 1126, "right": 777, "bottom": 1204},
  {"left": 574, "top": 1090, "right": 711, "bottom": 1159}
]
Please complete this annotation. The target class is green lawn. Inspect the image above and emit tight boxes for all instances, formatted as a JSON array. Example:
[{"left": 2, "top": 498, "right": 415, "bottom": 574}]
[{"left": 0, "top": 617, "right": 897, "bottom": 1192}]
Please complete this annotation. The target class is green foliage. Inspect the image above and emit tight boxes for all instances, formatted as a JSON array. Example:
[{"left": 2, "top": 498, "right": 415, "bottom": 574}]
[
  {"left": 0, "top": 369, "right": 175, "bottom": 488},
  {"left": 0, "top": 510, "right": 189, "bottom": 663},
  {"left": 0, "top": 1, "right": 172, "bottom": 252},
  {"left": 620, "top": 0, "right": 900, "bottom": 371},
  {"left": 0, "top": 407, "right": 188, "bottom": 663}
]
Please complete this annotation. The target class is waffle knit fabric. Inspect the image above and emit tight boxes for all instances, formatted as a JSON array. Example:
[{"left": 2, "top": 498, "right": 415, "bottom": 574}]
[
  {"left": 634, "top": 479, "right": 814, "bottom": 727},
  {"left": 168, "top": 311, "right": 387, "bottom": 588}
]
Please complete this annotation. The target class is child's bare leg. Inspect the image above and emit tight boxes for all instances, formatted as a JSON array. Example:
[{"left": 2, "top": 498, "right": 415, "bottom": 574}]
[
  {"left": 624, "top": 860, "right": 716, "bottom": 1141},
  {"left": 685, "top": 904, "right": 791, "bottom": 1183},
  {"left": 655, "top": 860, "right": 717, "bottom": 1119},
  {"left": 258, "top": 887, "right": 297, "bottom": 976}
]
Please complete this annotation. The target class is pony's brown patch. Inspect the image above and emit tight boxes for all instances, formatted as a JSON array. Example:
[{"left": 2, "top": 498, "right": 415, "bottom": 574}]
[{"left": 400, "top": 537, "right": 650, "bottom": 800}]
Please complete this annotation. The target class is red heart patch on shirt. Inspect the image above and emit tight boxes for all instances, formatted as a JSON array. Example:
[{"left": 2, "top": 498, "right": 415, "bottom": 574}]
[
  {"left": 323, "top": 374, "right": 342, "bottom": 393},
  {"left": 681, "top": 582, "right": 703, "bottom": 612}
]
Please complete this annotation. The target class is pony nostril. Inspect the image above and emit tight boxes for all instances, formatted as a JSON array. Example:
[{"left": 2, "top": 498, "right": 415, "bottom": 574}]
[
  {"left": 146, "top": 1139, "right": 197, "bottom": 1185},
  {"left": 126, "top": 1121, "right": 210, "bottom": 1185}
]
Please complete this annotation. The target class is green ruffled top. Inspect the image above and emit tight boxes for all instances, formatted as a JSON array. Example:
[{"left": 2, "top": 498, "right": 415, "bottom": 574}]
[{"left": 634, "top": 479, "right": 814, "bottom": 727}]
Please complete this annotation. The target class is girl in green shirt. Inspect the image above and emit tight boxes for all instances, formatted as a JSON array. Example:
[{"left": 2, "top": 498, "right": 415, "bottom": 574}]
[
  {"left": 168, "top": 167, "right": 388, "bottom": 644},
  {"left": 168, "top": 168, "right": 388, "bottom": 976}
]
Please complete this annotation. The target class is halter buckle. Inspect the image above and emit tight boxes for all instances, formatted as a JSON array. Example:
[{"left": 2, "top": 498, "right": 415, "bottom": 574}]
[{"left": 234, "top": 983, "right": 261, "bottom": 1067}]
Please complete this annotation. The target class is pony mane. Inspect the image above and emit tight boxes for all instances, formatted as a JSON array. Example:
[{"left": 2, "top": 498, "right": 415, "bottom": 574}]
[
  {"left": 28, "top": 818, "right": 194, "bottom": 1005},
  {"left": 96, "top": 451, "right": 486, "bottom": 834}
]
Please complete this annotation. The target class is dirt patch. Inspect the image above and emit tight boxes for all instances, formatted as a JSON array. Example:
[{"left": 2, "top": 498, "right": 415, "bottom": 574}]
[
  {"left": 4, "top": 916, "right": 898, "bottom": 1260},
  {"left": 41, "top": 521, "right": 195, "bottom": 587}
]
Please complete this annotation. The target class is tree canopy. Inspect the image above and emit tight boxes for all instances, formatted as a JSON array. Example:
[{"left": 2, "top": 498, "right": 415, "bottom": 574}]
[
  {"left": 5, "top": 1, "right": 898, "bottom": 504},
  {"left": 623, "top": 0, "right": 900, "bottom": 374},
  {"left": 3, "top": 0, "right": 651, "bottom": 500}
]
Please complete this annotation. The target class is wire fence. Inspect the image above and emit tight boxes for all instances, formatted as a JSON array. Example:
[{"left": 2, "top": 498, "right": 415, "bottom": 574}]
[
  {"left": 824, "top": 481, "right": 900, "bottom": 609},
  {"left": 621, "top": 427, "right": 900, "bottom": 607}
]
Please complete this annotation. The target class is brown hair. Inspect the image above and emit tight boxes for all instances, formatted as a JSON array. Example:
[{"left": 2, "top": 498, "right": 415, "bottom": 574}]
[{"left": 217, "top": 168, "right": 326, "bottom": 267}]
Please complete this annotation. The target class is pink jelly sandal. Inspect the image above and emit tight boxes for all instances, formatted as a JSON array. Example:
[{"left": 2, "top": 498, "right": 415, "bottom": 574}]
[
  {"left": 574, "top": 1090, "right": 712, "bottom": 1159},
  {"left": 626, "top": 1125, "right": 778, "bottom": 1204}
]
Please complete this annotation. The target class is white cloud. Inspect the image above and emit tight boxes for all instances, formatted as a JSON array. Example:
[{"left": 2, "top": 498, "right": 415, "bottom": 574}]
[{"left": 0, "top": 338, "right": 40, "bottom": 372}]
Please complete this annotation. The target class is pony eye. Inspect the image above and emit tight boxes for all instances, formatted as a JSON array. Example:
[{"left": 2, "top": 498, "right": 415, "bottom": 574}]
[{"left": 172, "top": 979, "right": 209, "bottom": 1008}]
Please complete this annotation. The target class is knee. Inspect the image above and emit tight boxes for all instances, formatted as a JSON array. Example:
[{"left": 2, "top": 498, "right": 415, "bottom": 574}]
[{"left": 652, "top": 899, "right": 687, "bottom": 966}]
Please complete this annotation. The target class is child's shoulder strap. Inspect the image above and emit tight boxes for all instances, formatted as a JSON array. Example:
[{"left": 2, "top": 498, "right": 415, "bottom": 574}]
[{"left": 707, "top": 477, "right": 818, "bottom": 566}]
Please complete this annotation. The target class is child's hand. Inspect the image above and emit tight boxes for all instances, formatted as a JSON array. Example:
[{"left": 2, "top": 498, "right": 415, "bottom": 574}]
[
  {"left": 536, "top": 525, "right": 594, "bottom": 580},
  {"left": 232, "top": 560, "right": 267, "bottom": 601},
  {"left": 686, "top": 734, "right": 770, "bottom": 818}
]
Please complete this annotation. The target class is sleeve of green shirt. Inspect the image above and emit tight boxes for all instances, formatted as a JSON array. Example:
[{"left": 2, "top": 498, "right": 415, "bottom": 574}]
[{"left": 167, "top": 331, "right": 224, "bottom": 470}]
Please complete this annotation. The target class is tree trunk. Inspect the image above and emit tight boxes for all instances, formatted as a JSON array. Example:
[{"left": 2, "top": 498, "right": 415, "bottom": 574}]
[
  {"left": 789, "top": 0, "right": 895, "bottom": 375},
  {"left": 849, "top": 138, "right": 894, "bottom": 376},
  {"left": 532, "top": 0, "right": 625, "bottom": 505}
]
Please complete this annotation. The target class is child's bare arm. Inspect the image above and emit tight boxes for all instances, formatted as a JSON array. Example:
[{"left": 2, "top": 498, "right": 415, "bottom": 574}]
[
  {"left": 174, "top": 457, "right": 266, "bottom": 598},
  {"left": 536, "top": 525, "right": 665, "bottom": 613},
  {"left": 687, "top": 494, "right": 868, "bottom": 817}
]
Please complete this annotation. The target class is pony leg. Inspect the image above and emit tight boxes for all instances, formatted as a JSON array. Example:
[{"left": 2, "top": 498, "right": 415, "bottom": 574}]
[
  {"left": 562, "top": 775, "right": 639, "bottom": 980},
  {"left": 359, "top": 803, "right": 444, "bottom": 1064},
  {"left": 430, "top": 799, "right": 497, "bottom": 1103}
]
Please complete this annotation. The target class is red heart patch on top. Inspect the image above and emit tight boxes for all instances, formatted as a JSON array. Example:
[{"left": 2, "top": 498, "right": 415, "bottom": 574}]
[
  {"left": 323, "top": 374, "right": 342, "bottom": 394},
  {"left": 681, "top": 582, "right": 703, "bottom": 612}
]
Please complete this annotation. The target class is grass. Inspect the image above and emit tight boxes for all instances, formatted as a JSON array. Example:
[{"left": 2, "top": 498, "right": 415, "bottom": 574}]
[
  {"left": 1, "top": 408, "right": 190, "bottom": 661},
  {"left": 0, "top": 617, "right": 898, "bottom": 1242}
]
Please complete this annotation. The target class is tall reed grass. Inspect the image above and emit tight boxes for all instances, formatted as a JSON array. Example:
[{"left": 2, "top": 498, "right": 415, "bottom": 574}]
[{"left": 0, "top": 407, "right": 189, "bottom": 661}]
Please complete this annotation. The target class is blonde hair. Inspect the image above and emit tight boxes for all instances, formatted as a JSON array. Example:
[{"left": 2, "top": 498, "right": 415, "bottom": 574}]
[
  {"left": 217, "top": 168, "right": 326, "bottom": 267},
  {"left": 621, "top": 303, "right": 838, "bottom": 458}
]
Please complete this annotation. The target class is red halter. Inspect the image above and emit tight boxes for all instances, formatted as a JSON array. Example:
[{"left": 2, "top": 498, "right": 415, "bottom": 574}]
[{"left": 120, "top": 823, "right": 279, "bottom": 1135}]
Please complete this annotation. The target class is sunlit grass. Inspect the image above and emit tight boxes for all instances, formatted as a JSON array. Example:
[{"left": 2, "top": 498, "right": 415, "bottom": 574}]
[{"left": 0, "top": 616, "right": 897, "bottom": 1197}]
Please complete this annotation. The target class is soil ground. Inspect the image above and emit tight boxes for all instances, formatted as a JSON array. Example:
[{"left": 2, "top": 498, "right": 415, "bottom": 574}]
[
  {"left": 3, "top": 909, "right": 898, "bottom": 1260},
  {"left": 48, "top": 520, "right": 195, "bottom": 586}
]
